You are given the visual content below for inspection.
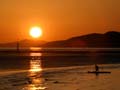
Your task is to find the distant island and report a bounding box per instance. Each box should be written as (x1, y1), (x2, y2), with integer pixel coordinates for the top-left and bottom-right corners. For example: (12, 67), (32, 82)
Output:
(0, 31), (120, 48)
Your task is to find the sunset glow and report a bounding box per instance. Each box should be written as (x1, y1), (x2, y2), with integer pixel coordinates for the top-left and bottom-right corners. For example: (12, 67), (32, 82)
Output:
(29, 27), (42, 38)
(0, 0), (120, 42)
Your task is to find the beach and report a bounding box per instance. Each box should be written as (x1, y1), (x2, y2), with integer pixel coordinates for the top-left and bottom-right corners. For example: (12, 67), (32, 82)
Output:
(0, 64), (119, 90)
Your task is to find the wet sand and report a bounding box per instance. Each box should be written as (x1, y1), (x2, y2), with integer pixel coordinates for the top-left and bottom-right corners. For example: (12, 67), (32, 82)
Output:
(0, 64), (120, 90)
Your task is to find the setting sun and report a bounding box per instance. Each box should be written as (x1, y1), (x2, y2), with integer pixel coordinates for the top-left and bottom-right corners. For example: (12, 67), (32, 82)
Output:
(29, 26), (42, 38)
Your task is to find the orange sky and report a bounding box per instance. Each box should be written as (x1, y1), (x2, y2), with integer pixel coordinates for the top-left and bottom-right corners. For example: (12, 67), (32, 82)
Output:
(0, 0), (120, 43)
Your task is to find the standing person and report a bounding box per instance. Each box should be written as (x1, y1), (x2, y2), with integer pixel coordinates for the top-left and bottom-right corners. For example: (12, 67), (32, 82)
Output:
(95, 64), (99, 72)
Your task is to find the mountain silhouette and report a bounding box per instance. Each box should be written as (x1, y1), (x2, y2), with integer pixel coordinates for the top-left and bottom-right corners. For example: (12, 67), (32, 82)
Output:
(0, 31), (120, 48)
(0, 39), (46, 47)
(42, 31), (120, 47)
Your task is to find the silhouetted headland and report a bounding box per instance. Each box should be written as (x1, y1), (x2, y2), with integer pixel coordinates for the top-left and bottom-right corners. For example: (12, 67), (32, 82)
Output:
(0, 31), (120, 48)
(42, 31), (120, 48)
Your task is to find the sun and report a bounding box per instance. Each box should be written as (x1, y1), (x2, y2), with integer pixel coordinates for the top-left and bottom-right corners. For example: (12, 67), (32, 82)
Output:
(29, 26), (42, 38)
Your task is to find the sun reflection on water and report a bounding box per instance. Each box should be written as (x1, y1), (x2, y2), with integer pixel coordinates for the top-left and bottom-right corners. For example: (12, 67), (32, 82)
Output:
(25, 52), (47, 90)
(29, 59), (42, 72)
(27, 85), (47, 90)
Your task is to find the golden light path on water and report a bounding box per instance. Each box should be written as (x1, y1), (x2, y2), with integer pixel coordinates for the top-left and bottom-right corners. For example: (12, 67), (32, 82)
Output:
(25, 48), (47, 90)
(29, 53), (42, 72)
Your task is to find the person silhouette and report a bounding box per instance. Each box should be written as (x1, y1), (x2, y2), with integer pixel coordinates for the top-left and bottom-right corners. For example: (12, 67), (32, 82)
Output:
(95, 64), (99, 72)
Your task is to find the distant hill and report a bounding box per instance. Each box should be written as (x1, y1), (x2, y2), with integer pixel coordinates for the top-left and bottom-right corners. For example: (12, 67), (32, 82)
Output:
(0, 31), (120, 48)
(0, 39), (46, 47)
(42, 31), (120, 48)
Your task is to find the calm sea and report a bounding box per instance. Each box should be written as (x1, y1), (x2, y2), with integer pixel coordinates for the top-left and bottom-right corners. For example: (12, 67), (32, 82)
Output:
(0, 47), (120, 90)
(0, 47), (120, 70)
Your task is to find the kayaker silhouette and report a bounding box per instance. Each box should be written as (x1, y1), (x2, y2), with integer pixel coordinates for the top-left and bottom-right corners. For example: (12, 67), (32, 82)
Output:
(88, 64), (111, 74)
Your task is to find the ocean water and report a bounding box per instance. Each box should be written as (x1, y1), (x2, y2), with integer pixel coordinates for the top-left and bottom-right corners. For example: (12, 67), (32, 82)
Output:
(0, 47), (120, 90)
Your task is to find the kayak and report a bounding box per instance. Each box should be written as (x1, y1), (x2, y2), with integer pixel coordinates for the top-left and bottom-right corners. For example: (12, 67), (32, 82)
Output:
(88, 71), (111, 74)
